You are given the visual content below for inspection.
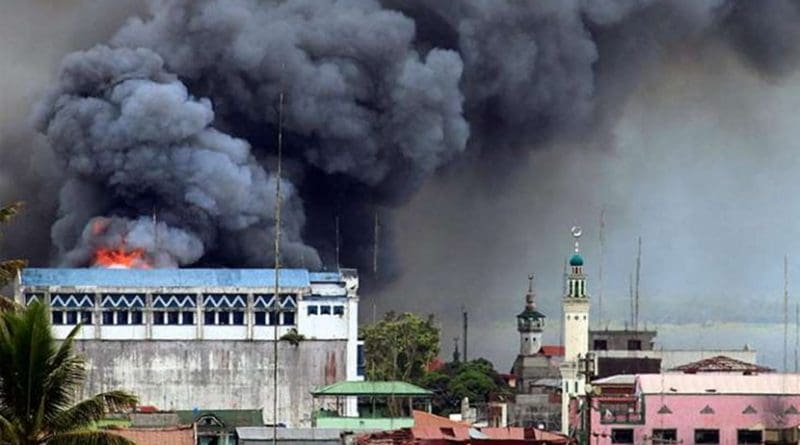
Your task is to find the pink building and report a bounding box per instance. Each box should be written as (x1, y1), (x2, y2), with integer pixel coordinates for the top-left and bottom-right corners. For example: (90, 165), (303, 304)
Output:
(589, 373), (800, 445)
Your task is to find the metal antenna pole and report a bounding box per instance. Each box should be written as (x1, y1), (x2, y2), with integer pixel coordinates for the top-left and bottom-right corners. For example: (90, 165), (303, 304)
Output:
(785, 255), (789, 373)
(335, 215), (340, 270)
(373, 212), (380, 275)
(598, 208), (605, 324)
(272, 90), (284, 445)
(795, 301), (799, 373)
(635, 237), (641, 331)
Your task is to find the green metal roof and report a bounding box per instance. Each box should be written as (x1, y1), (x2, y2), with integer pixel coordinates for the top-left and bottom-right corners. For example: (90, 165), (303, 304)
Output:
(312, 381), (432, 397)
(517, 308), (546, 320)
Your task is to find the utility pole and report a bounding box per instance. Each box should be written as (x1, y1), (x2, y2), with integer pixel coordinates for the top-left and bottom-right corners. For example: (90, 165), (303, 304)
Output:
(272, 89), (285, 445)
(635, 237), (641, 331)
(373, 212), (380, 275)
(598, 208), (605, 324)
(785, 255), (789, 373)
(578, 353), (596, 445)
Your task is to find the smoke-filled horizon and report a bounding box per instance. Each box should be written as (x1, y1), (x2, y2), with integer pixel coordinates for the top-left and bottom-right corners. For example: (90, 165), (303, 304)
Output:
(4, 0), (800, 367)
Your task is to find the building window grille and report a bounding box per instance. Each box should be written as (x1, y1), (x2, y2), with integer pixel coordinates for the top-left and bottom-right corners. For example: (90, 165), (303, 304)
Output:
(652, 429), (677, 444)
(308, 305), (318, 315)
(282, 311), (295, 325)
(255, 311), (267, 326)
(611, 429), (634, 444)
(102, 311), (114, 325)
(80, 311), (92, 325)
(737, 429), (762, 444)
(66, 311), (78, 325)
(321, 305), (331, 315)
(154, 311), (166, 325)
(333, 305), (344, 316)
(52, 311), (64, 325)
(117, 311), (129, 325)
(694, 429), (719, 444)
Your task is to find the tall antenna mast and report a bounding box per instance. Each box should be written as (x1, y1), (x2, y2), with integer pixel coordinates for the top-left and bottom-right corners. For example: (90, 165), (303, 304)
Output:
(784, 255), (789, 373)
(272, 89), (285, 445)
(635, 236), (642, 330)
(462, 306), (468, 362)
(152, 207), (158, 253)
(628, 272), (634, 329)
(373, 212), (380, 275)
(598, 208), (606, 324)
(795, 301), (799, 373)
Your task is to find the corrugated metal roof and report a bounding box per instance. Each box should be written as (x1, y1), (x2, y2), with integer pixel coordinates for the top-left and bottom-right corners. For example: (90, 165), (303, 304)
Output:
(236, 427), (345, 441)
(637, 373), (800, 395)
(21, 268), (314, 288)
(670, 355), (775, 373)
(312, 381), (432, 396)
(111, 426), (194, 445)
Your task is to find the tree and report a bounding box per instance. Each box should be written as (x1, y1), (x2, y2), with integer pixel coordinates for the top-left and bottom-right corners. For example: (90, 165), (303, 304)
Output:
(420, 359), (512, 416)
(361, 312), (440, 383)
(0, 202), (26, 311)
(0, 301), (138, 445)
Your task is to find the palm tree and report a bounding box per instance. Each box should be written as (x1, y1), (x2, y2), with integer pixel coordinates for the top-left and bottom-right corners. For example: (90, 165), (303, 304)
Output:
(0, 302), (138, 445)
(0, 202), (26, 311)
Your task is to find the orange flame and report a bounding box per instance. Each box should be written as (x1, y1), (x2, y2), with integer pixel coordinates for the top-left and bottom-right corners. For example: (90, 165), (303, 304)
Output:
(93, 246), (152, 269)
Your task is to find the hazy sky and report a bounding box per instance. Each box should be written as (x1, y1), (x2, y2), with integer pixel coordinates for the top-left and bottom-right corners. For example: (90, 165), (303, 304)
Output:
(377, 45), (800, 371)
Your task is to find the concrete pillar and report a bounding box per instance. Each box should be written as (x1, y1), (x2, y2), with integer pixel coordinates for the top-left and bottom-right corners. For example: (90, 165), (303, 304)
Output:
(196, 293), (203, 340)
(94, 292), (101, 339)
(247, 293), (254, 340)
(145, 293), (153, 340)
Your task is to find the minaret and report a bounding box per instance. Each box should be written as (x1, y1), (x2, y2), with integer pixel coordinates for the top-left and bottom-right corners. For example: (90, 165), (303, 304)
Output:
(560, 226), (590, 434)
(517, 274), (545, 356)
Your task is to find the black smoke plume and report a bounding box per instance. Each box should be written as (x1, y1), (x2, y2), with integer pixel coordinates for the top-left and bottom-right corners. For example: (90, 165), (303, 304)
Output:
(24, 0), (800, 274)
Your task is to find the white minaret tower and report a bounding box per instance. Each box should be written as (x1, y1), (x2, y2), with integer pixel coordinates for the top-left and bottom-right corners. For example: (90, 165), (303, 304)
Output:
(560, 226), (590, 434)
(517, 274), (545, 356)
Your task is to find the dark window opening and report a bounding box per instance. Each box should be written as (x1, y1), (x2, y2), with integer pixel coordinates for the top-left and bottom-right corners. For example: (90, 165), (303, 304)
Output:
(269, 312), (278, 325)
(307, 305), (318, 315)
(594, 339), (608, 350)
(357, 344), (366, 377)
(66, 311), (78, 325)
(154, 311), (166, 325)
(611, 429), (634, 444)
(282, 311), (295, 325)
(167, 312), (180, 325)
(232, 311), (244, 325)
(80, 311), (92, 324)
(117, 311), (129, 325)
(627, 339), (642, 351)
(333, 305), (345, 316)
(217, 312), (230, 325)
(182, 311), (194, 325)
(102, 311), (114, 325)
(320, 305), (331, 315)
(695, 429), (719, 444)
(737, 430), (762, 444)
(255, 312), (267, 326)
(204, 311), (215, 325)
(131, 311), (143, 325)
(652, 429), (677, 444)
(52, 311), (64, 325)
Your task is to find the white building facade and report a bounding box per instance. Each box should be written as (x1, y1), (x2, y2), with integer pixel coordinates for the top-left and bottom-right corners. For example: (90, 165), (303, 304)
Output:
(15, 267), (364, 426)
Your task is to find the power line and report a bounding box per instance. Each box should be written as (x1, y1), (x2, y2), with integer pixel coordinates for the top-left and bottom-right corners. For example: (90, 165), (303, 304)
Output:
(272, 89), (285, 445)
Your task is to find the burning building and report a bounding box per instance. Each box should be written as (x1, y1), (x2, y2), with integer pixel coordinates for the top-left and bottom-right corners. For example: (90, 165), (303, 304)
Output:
(14, 266), (363, 427)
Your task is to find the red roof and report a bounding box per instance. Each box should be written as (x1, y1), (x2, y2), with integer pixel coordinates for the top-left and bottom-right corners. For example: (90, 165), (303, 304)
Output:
(111, 426), (194, 445)
(540, 346), (564, 357)
(427, 357), (446, 372)
(413, 411), (469, 428)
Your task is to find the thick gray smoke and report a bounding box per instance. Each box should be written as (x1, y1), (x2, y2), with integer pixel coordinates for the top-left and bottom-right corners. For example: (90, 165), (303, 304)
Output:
(17, 0), (800, 275)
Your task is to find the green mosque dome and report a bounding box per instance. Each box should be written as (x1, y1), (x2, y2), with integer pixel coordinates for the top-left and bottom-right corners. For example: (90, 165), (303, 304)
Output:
(569, 254), (584, 266)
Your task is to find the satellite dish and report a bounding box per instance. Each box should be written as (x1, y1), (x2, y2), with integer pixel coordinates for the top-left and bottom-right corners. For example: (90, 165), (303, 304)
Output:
(571, 226), (582, 238)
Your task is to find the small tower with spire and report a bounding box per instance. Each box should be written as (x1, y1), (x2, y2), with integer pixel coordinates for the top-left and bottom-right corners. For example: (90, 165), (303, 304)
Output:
(518, 274), (546, 355)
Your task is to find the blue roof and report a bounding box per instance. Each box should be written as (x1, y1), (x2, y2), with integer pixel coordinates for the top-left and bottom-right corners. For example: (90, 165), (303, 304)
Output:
(21, 268), (316, 288)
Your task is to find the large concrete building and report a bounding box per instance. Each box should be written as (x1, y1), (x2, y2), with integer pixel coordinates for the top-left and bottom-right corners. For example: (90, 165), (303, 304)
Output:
(15, 267), (364, 427)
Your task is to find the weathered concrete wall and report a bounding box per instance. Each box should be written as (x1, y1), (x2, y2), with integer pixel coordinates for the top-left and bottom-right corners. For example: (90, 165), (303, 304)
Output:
(74, 340), (347, 427)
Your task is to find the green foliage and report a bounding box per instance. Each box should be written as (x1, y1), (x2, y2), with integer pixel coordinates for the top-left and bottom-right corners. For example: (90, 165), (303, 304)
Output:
(421, 359), (512, 416)
(0, 202), (26, 311)
(361, 312), (440, 383)
(0, 302), (138, 445)
(280, 328), (305, 346)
